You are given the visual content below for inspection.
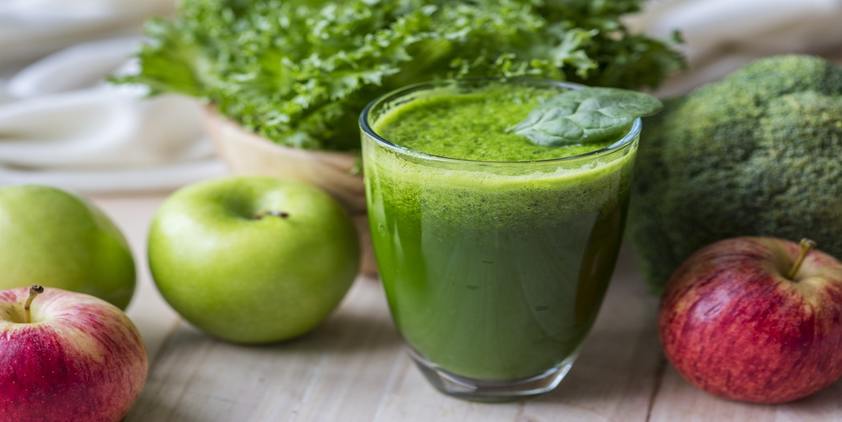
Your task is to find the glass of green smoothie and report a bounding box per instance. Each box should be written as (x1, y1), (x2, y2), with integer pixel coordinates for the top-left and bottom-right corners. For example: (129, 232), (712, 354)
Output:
(359, 79), (647, 401)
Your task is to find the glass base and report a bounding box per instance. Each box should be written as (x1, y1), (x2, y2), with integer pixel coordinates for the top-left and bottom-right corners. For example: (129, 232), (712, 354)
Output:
(409, 349), (577, 402)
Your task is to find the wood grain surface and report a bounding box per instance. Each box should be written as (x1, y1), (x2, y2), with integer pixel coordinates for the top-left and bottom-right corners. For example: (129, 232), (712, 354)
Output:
(91, 194), (842, 422)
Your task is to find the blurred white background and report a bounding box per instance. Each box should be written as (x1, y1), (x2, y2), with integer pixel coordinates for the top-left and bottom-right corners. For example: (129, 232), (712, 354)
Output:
(0, 0), (840, 193)
(0, 0), (224, 192)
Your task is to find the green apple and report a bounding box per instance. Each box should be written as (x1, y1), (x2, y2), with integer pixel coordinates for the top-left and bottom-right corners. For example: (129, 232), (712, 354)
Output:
(148, 177), (360, 343)
(0, 185), (136, 309)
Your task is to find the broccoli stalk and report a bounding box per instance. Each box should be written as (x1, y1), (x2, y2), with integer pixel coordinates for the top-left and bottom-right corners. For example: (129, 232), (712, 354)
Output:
(630, 55), (842, 291)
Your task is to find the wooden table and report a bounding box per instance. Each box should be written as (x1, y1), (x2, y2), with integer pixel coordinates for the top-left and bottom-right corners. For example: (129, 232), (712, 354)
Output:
(91, 194), (842, 422)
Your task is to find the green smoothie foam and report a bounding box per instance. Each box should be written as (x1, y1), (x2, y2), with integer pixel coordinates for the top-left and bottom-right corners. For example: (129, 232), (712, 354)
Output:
(363, 81), (637, 380)
(374, 84), (615, 161)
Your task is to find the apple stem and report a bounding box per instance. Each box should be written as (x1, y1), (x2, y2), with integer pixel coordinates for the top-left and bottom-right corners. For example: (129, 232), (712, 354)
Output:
(254, 210), (290, 220)
(787, 238), (817, 280)
(23, 284), (44, 324)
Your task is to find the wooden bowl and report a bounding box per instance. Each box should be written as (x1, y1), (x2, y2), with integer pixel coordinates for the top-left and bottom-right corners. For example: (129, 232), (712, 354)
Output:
(204, 108), (376, 276)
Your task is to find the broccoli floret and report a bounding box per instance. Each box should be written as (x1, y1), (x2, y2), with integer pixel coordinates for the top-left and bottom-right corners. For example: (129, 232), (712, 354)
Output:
(630, 55), (842, 291)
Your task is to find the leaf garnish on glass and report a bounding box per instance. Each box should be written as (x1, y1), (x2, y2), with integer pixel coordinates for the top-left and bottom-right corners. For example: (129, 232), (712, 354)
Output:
(511, 88), (662, 146)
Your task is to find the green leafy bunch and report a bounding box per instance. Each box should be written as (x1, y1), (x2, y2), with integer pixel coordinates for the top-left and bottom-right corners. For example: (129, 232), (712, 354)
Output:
(120, 0), (683, 150)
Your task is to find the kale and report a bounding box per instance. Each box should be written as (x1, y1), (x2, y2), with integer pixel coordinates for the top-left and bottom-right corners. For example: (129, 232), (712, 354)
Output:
(117, 0), (683, 150)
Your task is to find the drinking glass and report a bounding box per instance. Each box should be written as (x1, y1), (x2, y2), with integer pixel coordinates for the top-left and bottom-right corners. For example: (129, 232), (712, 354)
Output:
(359, 79), (640, 401)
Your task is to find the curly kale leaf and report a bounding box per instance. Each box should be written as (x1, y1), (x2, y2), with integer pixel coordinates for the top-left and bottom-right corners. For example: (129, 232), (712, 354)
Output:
(118, 0), (683, 150)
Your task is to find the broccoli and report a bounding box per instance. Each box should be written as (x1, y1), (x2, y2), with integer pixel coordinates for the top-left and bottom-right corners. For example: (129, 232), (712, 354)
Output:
(629, 55), (842, 291)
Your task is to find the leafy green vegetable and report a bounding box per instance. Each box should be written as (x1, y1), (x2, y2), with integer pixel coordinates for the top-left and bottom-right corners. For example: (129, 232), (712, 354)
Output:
(511, 87), (661, 146)
(118, 0), (683, 150)
(629, 55), (842, 292)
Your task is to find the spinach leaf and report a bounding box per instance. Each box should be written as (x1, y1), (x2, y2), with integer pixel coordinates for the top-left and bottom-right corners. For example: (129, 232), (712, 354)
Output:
(511, 87), (662, 146)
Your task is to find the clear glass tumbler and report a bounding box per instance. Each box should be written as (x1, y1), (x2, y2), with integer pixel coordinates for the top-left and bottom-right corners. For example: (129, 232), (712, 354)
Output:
(359, 79), (640, 401)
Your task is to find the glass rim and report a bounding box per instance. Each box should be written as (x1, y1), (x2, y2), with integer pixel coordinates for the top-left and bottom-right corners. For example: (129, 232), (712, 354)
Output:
(359, 78), (642, 165)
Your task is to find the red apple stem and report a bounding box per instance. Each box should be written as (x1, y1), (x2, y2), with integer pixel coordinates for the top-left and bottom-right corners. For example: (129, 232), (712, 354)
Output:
(254, 210), (290, 220)
(787, 238), (816, 280)
(24, 284), (44, 324)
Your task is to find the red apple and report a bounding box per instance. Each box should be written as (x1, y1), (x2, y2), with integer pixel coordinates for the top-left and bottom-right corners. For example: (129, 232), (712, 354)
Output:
(659, 237), (842, 404)
(0, 285), (148, 421)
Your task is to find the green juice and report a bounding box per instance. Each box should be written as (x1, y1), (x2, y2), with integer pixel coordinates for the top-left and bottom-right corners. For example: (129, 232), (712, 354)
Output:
(362, 81), (638, 382)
